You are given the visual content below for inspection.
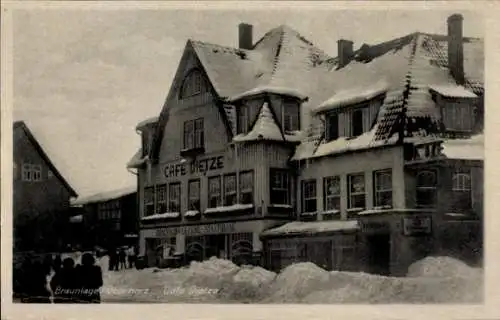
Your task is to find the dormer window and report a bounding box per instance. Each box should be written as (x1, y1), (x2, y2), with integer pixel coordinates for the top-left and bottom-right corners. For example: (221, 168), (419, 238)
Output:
(351, 109), (364, 137)
(282, 99), (300, 132)
(180, 69), (207, 99)
(429, 85), (478, 134)
(237, 104), (251, 134)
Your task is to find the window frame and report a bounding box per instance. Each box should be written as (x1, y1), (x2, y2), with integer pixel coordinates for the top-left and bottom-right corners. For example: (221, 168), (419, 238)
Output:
(301, 179), (317, 213)
(179, 69), (205, 99)
(188, 179), (201, 212)
(323, 176), (341, 211)
(239, 170), (254, 205)
(270, 169), (290, 205)
(351, 109), (364, 137)
(144, 186), (156, 216)
(208, 175), (222, 208)
(156, 184), (168, 213)
(451, 172), (472, 211)
(326, 112), (339, 142)
(22, 163), (32, 181)
(441, 101), (474, 132)
(373, 169), (393, 208)
(282, 99), (300, 132)
(347, 173), (366, 209)
(237, 104), (250, 134)
(183, 118), (204, 150)
(416, 170), (438, 208)
(223, 173), (237, 206)
(168, 182), (181, 213)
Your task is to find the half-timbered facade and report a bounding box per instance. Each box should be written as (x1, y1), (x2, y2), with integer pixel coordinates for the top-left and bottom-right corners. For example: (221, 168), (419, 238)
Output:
(129, 14), (483, 274)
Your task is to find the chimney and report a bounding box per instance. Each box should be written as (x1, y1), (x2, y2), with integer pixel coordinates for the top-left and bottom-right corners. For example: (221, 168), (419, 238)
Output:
(337, 39), (354, 68)
(239, 23), (253, 50)
(447, 14), (465, 85)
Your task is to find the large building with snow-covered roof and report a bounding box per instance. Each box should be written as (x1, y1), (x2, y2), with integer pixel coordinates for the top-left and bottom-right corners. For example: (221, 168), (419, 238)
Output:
(128, 14), (483, 275)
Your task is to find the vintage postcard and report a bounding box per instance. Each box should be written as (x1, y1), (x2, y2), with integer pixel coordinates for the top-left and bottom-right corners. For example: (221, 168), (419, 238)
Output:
(1, 1), (499, 319)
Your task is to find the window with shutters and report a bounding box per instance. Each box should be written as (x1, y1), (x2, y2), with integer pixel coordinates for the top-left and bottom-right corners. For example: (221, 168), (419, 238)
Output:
(301, 180), (317, 213)
(374, 169), (393, 208)
(239, 171), (254, 204)
(270, 169), (290, 205)
(224, 174), (237, 206)
(208, 176), (222, 208)
(348, 173), (366, 209)
(188, 180), (201, 211)
(324, 176), (341, 211)
(416, 170), (437, 208)
(168, 182), (181, 213)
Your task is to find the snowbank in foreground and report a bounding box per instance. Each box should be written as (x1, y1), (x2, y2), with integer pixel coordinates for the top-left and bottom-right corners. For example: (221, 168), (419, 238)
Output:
(102, 256), (482, 303)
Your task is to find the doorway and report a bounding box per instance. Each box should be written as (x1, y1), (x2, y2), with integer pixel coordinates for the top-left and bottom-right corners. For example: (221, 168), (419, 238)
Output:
(366, 233), (391, 275)
(204, 234), (227, 259)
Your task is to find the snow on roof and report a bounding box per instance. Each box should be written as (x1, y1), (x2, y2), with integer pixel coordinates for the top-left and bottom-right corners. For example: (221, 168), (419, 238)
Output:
(429, 84), (477, 98)
(441, 134), (484, 160)
(229, 85), (307, 102)
(72, 185), (136, 206)
(233, 102), (284, 143)
(261, 220), (360, 238)
(127, 149), (148, 168)
(136, 116), (159, 130)
(313, 81), (389, 114)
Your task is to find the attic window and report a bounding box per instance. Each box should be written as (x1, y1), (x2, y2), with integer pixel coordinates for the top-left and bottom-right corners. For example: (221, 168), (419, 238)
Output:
(441, 101), (475, 132)
(180, 69), (207, 99)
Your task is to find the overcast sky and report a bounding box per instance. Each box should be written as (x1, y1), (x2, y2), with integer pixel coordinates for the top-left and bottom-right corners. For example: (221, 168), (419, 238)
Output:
(12, 6), (483, 198)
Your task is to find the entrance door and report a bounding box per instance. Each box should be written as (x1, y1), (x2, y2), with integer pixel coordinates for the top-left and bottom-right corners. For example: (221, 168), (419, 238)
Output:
(205, 234), (226, 259)
(367, 234), (391, 275)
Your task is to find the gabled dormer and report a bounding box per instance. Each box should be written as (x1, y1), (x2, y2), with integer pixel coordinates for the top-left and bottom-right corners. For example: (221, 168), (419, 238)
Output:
(136, 117), (159, 158)
(429, 84), (480, 137)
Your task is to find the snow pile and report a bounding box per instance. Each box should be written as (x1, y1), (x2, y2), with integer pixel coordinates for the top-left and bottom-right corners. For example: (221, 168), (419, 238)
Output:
(264, 262), (332, 302)
(219, 265), (277, 302)
(406, 256), (482, 278)
(182, 257), (241, 293)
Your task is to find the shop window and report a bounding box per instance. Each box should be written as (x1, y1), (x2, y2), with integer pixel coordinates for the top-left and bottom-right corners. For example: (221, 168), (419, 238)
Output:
(442, 102), (474, 132)
(208, 176), (222, 208)
(270, 169), (290, 205)
(230, 233), (253, 264)
(282, 100), (300, 132)
(416, 170), (437, 208)
(179, 69), (206, 99)
(452, 172), (472, 211)
(237, 104), (250, 134)
(239, 171), (254, 204)
(183, 118), (204, 150)
(188, 180), (201, 211)
(168, 182), (181, 212)
(156, 184), (167, 213)
(374, 169), (393, 208)
(223, 174), (237, 206)
(144, 186), (155, 216)
(324, 176), (341, 211)
(326, 113), (339, 142)
(348, 173), (366, 209)
(351, 109), (364, 137)
(22, 163), (42, 182)
(301, 180), (317, 213)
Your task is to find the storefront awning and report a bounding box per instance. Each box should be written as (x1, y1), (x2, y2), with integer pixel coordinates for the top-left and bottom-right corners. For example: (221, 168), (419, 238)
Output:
(261, 220), (360, 238)
(69, 215), (83, 223)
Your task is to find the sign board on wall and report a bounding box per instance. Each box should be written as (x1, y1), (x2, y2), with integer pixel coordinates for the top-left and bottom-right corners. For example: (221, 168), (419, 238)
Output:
(145, 220), (262, 238)
(402, 216), (432, 236)
(360, 221), (391, 234)
(163, 156), (224, 178)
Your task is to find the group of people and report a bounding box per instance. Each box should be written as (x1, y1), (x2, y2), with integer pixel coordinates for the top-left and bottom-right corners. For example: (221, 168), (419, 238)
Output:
(15, 252), (104, 303)
(108, 246), (136, 271)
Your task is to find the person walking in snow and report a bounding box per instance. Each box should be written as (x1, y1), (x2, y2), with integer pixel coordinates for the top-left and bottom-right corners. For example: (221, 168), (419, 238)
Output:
(127, 246), (136, 269)
(118, 248), (126, 270)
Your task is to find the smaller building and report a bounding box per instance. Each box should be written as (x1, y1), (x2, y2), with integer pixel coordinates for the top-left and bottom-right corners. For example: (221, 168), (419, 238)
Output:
(13, 121), (78, 252)
(71, 186), (138, 250)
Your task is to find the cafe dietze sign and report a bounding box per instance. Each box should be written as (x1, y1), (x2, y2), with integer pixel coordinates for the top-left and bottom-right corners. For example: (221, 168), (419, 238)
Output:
(164, 155), (224, 178)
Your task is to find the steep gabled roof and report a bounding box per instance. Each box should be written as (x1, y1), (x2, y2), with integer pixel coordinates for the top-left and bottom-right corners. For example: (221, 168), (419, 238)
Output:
(72, 185), (136, 206)
(14, 121), (78, 197)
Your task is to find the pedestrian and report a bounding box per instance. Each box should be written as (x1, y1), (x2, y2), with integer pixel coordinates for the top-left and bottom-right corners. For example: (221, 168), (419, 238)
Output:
(127, 246), (136, 269)
(118, 248), (126, 270)
(50, 257), (78, 303)
(75, 253), (103, 303)
(108, 248), (117, 271)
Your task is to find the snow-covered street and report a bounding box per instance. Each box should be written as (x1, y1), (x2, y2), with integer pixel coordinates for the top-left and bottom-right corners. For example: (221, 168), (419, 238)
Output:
(97, 256), (483, 303)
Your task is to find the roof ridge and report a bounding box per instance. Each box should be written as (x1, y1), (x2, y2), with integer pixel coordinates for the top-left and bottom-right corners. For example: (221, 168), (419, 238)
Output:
(190, 39), (249, 53)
